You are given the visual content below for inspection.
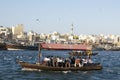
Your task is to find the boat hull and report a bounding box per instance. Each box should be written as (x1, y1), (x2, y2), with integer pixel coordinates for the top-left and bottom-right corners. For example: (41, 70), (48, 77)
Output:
(18, 61), (102, 71)
(6, 44), (38, 50)
(0, 43), (7, 50)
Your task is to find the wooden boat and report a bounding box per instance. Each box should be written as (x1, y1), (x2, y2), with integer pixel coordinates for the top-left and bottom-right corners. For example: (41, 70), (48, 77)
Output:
(18, 61), (102, 71)
(68, 51), (98, 56)
(6, 43), (38, 50)
(17, 43), (102, 71)
(0, 43), (7, 50)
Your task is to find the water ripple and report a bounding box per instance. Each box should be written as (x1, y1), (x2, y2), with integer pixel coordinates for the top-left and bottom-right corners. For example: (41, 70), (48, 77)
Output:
(0, 50), (120, 80)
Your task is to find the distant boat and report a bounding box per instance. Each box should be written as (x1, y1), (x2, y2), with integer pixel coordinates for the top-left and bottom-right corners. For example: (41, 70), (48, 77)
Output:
(0, 43), (7, 50)
(17, 43), (102, 71)
(6, 44), (38, 50)
(69, 51), (98, 56)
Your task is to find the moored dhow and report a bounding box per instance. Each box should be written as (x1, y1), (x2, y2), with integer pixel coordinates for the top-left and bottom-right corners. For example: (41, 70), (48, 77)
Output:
(0, 43), (7, 50)
(6, 43), (38, 50)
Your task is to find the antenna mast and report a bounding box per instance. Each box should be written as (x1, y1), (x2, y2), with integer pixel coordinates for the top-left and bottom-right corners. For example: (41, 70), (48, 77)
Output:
(71, 24), (74, 35)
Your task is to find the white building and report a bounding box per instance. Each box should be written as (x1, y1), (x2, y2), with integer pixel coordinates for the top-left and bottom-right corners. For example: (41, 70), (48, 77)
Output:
(28, 31), (35, 41)
(51, 35), (59, 40)
(51, 31), (60, 40)
(68, 35), (73, 40)
(40, 33), (47, 40)
(0, 26), (9, 36)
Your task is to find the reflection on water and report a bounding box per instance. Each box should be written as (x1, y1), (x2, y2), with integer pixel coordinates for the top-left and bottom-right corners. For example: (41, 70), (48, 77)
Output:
(0, 50), (120, 80)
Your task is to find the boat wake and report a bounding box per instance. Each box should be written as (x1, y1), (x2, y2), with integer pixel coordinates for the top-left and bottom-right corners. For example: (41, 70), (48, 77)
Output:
(22, 68), (71, 73)
(62, 71), (71, 74)
(22, 68), (42, 72)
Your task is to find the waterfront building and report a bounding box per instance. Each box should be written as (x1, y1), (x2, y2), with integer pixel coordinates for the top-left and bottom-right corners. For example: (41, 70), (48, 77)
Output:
(0, 26), (10, 36)
(12, 24), (24, 35)
(40, 33), (47, 41)
(28, 31), (36, 41)
(51, 34), (59, 41)
(50, 31), (60, 43)
(68, 35), (73, 40)
(0, 26), (12, 41)
(12, 24), (24, 39)
(28, 31), (40, 45)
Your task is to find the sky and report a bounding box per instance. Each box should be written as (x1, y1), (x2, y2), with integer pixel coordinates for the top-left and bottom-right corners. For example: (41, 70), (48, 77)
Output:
(0, 0), (120, 35)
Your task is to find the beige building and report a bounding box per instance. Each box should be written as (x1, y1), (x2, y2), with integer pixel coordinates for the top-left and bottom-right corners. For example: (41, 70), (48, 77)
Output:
(12, 24), (24, 39)
(12, 24), (24, 35)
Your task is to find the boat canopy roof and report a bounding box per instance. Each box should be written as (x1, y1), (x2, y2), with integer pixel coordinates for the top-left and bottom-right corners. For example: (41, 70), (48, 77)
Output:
(40, 43), (92, 50)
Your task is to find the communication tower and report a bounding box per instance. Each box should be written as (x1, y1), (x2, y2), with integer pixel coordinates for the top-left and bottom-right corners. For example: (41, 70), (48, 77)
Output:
(71, 24), (74, 35)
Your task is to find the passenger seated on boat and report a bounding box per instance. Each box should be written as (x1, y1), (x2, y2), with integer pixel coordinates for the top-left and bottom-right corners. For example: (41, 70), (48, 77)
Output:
(65, 58), (70, 68)
(74, 58), (82, 67)
(71, 56), (75, 64)
(43, 56), (50, 66)
(50, 56), (54, 66)
(56, 56), (63, 67)
(57, 57), (64, 67)
(70, 56), (75, 67)
(87, 56), (93, 63)
(82, 58), (88, 65)
(53, 57), (57, 67)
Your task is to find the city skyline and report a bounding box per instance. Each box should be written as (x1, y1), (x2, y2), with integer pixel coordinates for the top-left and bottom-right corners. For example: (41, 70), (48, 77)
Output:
(1, 0), (120, 35)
